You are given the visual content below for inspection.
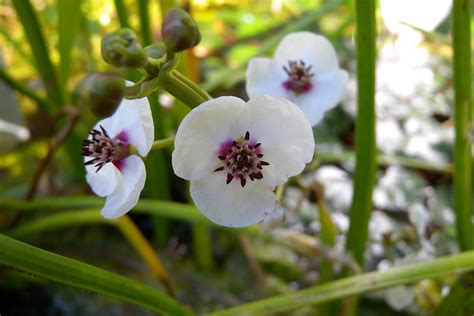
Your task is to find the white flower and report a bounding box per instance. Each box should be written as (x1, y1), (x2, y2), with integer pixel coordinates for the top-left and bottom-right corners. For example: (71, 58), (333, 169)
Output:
(82, 96), (154, 218)
(172, 95), (315, 227)
(380, 0), (452, 35)
(246, 32), (348, 126)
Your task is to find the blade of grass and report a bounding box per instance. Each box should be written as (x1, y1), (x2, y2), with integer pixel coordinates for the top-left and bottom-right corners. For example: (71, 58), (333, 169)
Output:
(451, 0), (474, 251)
(138, 0), (152, 45)
(0, 234), (194, 315)
(208, 251), (474, 316)
(11, 0), (64, 109)
(344, 0), (377, 266)
(114, 0), (130, 28)
(433, 1), (474, 314)
(58, 0), (83, 90)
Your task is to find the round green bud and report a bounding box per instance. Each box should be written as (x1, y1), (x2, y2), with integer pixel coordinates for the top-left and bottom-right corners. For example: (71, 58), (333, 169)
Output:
(101, 28), (147, 68)
(77, 72), (125, 117)
(162, 7), (201, 53)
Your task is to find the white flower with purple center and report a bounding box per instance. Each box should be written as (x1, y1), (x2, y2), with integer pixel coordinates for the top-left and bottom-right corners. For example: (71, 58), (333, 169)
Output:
(246, 32), (348, 126)
(172, 95), (315, 227)
(81, 96), (154, 218)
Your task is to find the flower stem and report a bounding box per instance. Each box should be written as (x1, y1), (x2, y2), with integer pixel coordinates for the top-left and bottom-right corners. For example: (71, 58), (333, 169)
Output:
(151, 136), (175, 151)
(345, 0), (377, 266)
(115, 215), (175, 297)
(158, 71), (208, 108)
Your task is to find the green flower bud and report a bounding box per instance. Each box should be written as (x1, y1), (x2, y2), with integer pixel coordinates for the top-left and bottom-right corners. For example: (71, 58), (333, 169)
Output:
(101, 28), (147, 68)
(162, 7), (201, 53)
(77, 72), (125, 117)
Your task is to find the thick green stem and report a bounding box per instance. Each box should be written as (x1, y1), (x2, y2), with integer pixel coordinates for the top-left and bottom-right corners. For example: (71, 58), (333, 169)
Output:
(452, 0), (474, 251)
(113, 0), (130, 28)
(209, 251), (474, 316)
(158, 70), (209, 108)
(345, 0), (377, 266)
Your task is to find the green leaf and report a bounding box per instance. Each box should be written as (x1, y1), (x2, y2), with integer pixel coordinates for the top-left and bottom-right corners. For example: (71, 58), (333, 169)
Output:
(11, 0), (63, 109)
(209, 251), (474, 316)
(0, 234), (194, 316)
(58, 0), (83, 89)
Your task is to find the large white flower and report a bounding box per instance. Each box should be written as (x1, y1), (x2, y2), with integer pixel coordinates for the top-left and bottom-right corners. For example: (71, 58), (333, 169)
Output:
(172, 95), (315, 227)
(82, 96), (154, 218)
(380, 0), (452, 35)
(246, 32), (348, 126)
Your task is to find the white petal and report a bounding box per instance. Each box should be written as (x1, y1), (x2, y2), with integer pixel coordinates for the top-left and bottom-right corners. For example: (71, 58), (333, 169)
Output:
(274, 32), (339, 74)
(239, 95), (315, 186)
(190, 172), (275, 227)
(294, 69), (348, 126)
(100, 155), (146, 218)
(113, 97), (154, 157)
(245, 57), (288, 99)
(172, 96), (245, 180)
(85, 162), (121, 197)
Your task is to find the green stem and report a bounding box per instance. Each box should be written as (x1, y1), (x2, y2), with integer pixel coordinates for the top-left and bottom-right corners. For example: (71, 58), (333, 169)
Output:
(151, 136), (175, 150)
(452, 0), (474, 251)
(209, 251), (474, 316)
(0, 234), (194, 315)
(158, 71), (209, 108)
(172, 70), (212, 101)
(0, 68), (49, 109)
(344, 0), (377, 267)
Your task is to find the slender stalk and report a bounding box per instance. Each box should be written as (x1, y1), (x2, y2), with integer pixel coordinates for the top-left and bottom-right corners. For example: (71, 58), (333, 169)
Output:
(137, 0), (152, 45)
(344, 0), (377, 266)
(192, 224), (214, 270)
(0, 234), (194, 316)
(452, 0), (474, 251)
(173, 70), (212, 101)
(209, 251), (474, 316)
(151, 136), (175, 150)
(116, 215), (175, 296)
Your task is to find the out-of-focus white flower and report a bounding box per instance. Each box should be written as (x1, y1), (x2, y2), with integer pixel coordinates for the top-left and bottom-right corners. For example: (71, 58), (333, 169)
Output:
(172, 95), (315, 227)
(246, 32), (348, 126)
(82, 96), (154, 218)
(380, 0), (452, 35)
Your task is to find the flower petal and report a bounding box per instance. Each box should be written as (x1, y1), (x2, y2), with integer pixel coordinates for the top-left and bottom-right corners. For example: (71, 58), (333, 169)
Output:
(246, 57), (288, 99)
(112, 97), (154, 157)
(190, 171), (275, 227)
(294, 69), (348, 126)
(85, 161), (121, 197)
(172, 96), (245, 180)
(100, 155), (146, 218)
(238, 95), (315, 186)
(274, 32), (339, 74)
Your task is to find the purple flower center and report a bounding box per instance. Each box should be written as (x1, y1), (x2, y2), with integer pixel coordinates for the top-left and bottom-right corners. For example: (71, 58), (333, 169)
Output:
(282, 60), (314, 94)
(214, 131), (270, 187)
(81, 125), (130, 172)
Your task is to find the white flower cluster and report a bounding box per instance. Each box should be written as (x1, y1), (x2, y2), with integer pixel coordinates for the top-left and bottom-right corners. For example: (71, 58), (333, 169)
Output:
(83, 32), (348, 227)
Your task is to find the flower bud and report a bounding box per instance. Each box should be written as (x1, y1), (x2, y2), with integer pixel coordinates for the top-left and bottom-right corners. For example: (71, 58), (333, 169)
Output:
(101, 28), (147, 68)
(162, 8), (201, 53)
(145, 43), (167, 60)
(77, 72), (125, 117)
